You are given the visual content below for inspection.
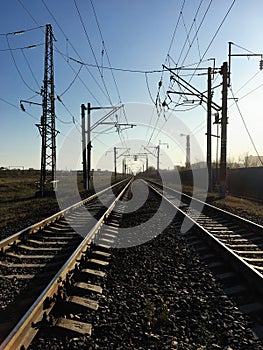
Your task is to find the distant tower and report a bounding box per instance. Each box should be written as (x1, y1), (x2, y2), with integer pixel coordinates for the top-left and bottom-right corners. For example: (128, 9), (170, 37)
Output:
(186, 134), (190, 169)
(36, 24), (57, 197)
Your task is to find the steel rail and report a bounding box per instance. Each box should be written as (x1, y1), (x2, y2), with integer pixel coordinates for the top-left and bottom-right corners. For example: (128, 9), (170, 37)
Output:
(0, 178), (132, 350)
(144, 180), (263, 297)
(146, 178), (263, 230)
(0, 178), (129, 251)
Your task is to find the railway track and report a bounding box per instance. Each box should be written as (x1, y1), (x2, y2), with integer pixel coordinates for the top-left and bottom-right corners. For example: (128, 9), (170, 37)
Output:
(0, 177), (263, 348)
(146, 178), (263, 338)
(0, 178), (131, 349)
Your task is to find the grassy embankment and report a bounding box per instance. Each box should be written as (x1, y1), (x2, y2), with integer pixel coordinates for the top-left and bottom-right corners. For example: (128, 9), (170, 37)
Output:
(0, 170), (59, 229)
(1, 171), (262, 232)
(145, 176), (263, 221)
(180, 184), (263, 219)
(0, 170), (127, 231)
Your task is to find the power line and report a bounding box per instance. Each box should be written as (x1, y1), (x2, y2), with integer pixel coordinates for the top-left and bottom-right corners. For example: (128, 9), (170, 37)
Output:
(54, 49), (101, 105)
(0, 43), (44, 51)
(179, 0), (214, 68)
(158, 0), (236, 142)
(89, 0), (122, 105)
(60, 52), (163, 74)
(230, 87), (263, 165)
(0, 24), (44, 36)
(5, 35), (40, 94)
(0, 96), (38, 121)
(231, 42), (258, 55)
(199, 0), (236, 60)
(166, 0), (186, 60)
(0, 95), (82, 145)
(153, 0), (187, 129)
(73, 0), (113, 105)
(21, 48), (41, 90)
(59, 64), (83, 97)
(41, 0), (118, 104)
(233, 70), (261, 96)
(145, 72), (156, 105)
(176, 0), (205, 66)
(238, 82), (263, 101)
(17, 0), (42, 27)
(20, 0), (109, 105)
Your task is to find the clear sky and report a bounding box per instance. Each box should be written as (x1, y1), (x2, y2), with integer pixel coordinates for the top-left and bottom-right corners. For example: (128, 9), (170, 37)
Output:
(0, 0), (263, 172)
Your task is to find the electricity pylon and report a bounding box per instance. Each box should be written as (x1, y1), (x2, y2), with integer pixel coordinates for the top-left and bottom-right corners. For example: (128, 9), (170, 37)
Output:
(36, 24), (58, 197)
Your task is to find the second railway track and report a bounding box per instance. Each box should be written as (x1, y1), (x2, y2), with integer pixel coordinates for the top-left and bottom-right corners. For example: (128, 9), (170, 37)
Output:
(147, 179), (263, 338)
(0, 177), (263, 349)
(0, 178), (131, 349)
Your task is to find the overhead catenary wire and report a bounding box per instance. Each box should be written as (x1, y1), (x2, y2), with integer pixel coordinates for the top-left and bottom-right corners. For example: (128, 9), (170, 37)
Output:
(73, 0), (113, 105)
(20, 0), (110, 106)
(176, 0), (205, 67)
(0, 24), (45, 36)
(231, 42), (258, 55)
(5, 35), (40, 95)
(59, 64), (83, 97)
(230, 87), (263, 166)
(0, 96), (38, 121)
(89, 0), (122, 105)
(152, 0), (187, 135)
(55, 49), (101, 105)
(21, 48), (41, 90)
(88, 0), (131, 130)
(147, 0), (210, 147)
(0, 43), (44, 51)
(177, 0), (214, 69)
(57, 51), (163, 74)
(199, 0), (236, 60)
(2, 5), (86, 135)
(237, 81), (263, 102)
(149, 0), (236, 147)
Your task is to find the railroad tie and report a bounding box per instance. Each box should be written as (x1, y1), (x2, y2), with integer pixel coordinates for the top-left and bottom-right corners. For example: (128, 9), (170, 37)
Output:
(55, 318), (92, 335)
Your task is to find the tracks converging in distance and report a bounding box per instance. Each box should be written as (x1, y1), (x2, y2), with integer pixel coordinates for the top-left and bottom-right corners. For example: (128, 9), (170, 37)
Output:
(0, 177), (263, 349)
(148, 179), (263, 338)
(0, 178), (131, 349)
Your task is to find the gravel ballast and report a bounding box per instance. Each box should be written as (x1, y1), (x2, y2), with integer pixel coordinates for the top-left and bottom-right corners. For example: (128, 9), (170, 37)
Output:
(28, 188), (263, 350)
(87, 230), (262, 349)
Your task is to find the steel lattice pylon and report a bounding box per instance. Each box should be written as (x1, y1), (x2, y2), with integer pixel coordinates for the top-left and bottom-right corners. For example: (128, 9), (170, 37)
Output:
(36, 24), (57, 197)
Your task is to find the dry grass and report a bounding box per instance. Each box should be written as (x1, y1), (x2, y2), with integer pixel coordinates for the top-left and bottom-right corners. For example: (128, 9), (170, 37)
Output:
(214, 195), (263, 219)
(143, 176), (262, 221)
(0, 170), (59, 229)
(0, 170), (124, 230)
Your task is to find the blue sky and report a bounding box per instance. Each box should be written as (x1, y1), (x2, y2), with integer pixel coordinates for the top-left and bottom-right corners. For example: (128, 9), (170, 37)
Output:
(0, 0), (263, 171)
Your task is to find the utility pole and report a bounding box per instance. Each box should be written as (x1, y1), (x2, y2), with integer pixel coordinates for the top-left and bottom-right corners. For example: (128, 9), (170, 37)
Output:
(114, 147), (117, 180)
(113, 147), (130, 179)
(207, 67), (212, 192)
(36, 24), (57, 197)
(156, 145), (160, 173)
(122, 157), (125, 175)
(228, 41), (263, 87)
(219, 62), (228, 198)
(80, 103), (132, 190)
(87, 103), (92, 190)
(81, 104), (87, 190)
(186, 135), (190, 169)
(180, 134), (190, 169)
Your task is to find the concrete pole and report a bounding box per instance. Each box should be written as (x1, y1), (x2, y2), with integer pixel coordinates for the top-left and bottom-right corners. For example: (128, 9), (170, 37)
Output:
(81, 104), (87, 190)
(207, 67), (212, 191)
(219, 62), (228, 198)
(87, 103), (91, 190)
(114, 147), (117, 179)
(186, 135), (190, 169)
